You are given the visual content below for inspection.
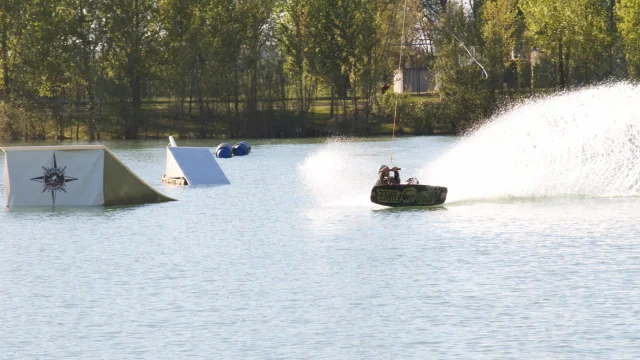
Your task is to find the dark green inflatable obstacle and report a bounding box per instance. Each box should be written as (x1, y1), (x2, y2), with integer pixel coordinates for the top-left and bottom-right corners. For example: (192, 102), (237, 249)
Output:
(370, 184), (448, 207)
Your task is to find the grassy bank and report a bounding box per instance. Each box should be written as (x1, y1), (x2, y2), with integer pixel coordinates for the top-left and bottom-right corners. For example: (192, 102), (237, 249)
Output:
(0, 92), (448, 141)
(0, 88), (553, 141)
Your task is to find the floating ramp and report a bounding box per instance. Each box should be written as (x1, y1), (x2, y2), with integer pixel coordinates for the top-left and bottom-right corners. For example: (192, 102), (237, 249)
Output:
(2, 145), (175, 207)
(162, 146), (230, 186)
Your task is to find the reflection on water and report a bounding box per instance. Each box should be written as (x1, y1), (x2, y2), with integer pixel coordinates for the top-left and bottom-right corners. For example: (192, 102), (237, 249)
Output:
(372, 205), (449, 213)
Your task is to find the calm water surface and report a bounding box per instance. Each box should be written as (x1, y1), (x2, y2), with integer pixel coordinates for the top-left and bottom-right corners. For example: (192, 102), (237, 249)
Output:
(1, 137), (640, 359)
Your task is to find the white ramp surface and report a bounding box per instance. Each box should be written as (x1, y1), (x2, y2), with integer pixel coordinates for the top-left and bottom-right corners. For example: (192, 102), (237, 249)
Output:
(1, 145), (175, 207)
(5, 148), (104, 207)
(166, 147), (230, 185)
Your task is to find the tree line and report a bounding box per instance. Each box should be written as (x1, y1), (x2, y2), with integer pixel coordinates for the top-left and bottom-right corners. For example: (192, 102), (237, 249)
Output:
(0, 0), (638, 140)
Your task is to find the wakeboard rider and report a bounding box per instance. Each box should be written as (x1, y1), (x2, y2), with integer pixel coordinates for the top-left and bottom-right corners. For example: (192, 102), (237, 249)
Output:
(375, 165), (419, 186)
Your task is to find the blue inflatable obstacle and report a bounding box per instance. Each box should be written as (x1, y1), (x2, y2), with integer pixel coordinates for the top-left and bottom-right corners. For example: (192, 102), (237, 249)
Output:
(216, 143), (233, 158)
(232, 141), (251, 156)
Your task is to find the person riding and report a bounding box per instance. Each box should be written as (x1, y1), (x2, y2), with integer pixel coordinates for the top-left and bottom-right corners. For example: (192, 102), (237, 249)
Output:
(376, 165), (401, 186)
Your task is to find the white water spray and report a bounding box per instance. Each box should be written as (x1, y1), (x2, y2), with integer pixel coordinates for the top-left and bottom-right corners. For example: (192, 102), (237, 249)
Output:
(298, 137), (385, 207)
(421, 82), (640, 203)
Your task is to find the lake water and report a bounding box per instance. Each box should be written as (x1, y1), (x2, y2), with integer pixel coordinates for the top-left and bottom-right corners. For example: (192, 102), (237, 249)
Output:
(2, 134), (640, 359)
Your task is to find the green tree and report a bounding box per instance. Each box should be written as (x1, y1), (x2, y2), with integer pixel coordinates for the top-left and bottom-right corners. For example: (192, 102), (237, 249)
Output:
(306, 0), (393, 132)
(420, 0), (448, 20)
(481, 0), (518, 95)
(306, 0), (343, 118)
(0, 0), (26, 98)
(275, 0), (311, 126)
(201, 0), (246, 136)
(520, 0), (610, 88)
(434, 2), (492, 133)
(571, 0), (611, 83)
(16, 0), (78, 139)
(102, 0), (161, 139)
(158, 0), (200, 126)
(617, 0), (640, 78)
(241, 0), (276, 124)
(66, 0), (106, 140)
(519, 0), (570, 89)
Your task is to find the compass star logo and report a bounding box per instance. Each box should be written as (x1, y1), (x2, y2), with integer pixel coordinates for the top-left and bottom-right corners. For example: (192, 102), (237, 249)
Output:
(30, 151), (78, 206)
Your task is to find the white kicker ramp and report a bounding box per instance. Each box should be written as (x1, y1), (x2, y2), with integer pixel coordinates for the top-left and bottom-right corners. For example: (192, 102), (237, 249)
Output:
(165, 147), (230, 185)
(2, 145), (175, 207)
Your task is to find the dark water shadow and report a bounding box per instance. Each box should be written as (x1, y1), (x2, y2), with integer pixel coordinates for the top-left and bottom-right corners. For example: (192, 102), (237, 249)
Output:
(160, 183), (228, 189)
(443, 194), (640, 207)
(372, 205), (448, 213)
(3, 202), (161, 217)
